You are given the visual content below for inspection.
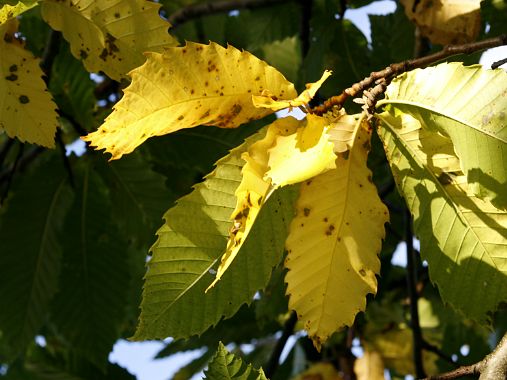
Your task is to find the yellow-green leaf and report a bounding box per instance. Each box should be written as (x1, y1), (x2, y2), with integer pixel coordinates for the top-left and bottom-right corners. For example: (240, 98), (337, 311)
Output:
(40, 0), (177, 81)
(377, 109), (507, 322)
(0, 0), (37, 23)
(208, 114), (338, 290)
(0, 19), (58, 147)
(378, 62), (507, 209)
(83, 42), (297, 160)
(285, 115), (388, 349)
(252, 70), (331, 111)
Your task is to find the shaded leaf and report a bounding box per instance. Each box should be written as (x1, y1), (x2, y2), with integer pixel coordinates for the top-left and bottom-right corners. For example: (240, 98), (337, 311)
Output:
(204, 342), (267, 380)
(96, 152), (170, 246)
(285, 114), (388, 349)
(0, 19), (58, 147)
(40, 0), (177, 81)
(133, 128), (298, 340)
(0, 156), (73, 355)
(83, 42), (297, 159)
(51, 160), (129, 368)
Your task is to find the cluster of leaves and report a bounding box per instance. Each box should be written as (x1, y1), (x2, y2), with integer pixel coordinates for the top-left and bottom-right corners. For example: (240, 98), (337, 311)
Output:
(0, 0), (506, 379)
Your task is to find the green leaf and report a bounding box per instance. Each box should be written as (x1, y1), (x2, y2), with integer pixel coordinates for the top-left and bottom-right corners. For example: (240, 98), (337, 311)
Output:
(50, 160), (129, 368)
(96, 152), (170, 246)
(378, 62), (507, 209)
(133, 128), (298, 340)
(204, 342), (267, 380)
(49, 44), (97, 132)
(377, 108), (507, 323)
(0, 155), (73, 355)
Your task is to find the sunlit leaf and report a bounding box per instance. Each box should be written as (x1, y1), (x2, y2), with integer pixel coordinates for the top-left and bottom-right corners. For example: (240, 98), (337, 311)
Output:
(285, 114), (388, 349)
(83, 42), (297, 159)
(133, 128), (297, 340)
(293, 363), (344, 380)
(252, 70), (331, 111)
(377, 108), (507, 323)
(379, 62), (507, 209)
(209, 115), (336, 290)
(0, 0), (36, 23)
(0, 19), (58, 147)
(204, 342), (267, 380)
(400, 0), (481, 44)
(40, 0), (177, 81)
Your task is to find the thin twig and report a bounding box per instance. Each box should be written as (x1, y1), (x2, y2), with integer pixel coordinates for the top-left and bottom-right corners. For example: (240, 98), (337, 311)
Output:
(424, 334), (507, 379)
(264, 311), (298, 378)
(492, 57), (507, 69)
(168, 0), (294, 27)
(311, 34), (507, 115)
(422, 339), (455, 365)
(405, 210), (426, 378)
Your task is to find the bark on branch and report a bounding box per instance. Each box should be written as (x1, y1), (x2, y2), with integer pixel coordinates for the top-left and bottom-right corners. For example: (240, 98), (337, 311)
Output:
(423, 333), (507, 380)
(168, 0), (294, 27)
(311, 34), (507, 116)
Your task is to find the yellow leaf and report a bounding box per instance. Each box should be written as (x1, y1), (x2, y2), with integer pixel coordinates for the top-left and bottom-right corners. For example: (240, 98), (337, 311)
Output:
(285, 115), (388, 350)
(400, 0), (481, 45)
(267, 114), (337, 187)
(83, 42), (297, 160)
(208, 114), (339, 290)
(354, 351), (385, 380)
(252, 70), (331, 111)
(206, 117), (300, 291)
(0, 19), (58, 147)
(40, 0), (177, 81)
(0, 1), (37, 24)
(293, 363), (344, 380)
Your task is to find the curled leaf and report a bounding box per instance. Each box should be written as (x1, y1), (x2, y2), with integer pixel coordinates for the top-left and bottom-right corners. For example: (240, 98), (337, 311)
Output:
(252, 70), (332, 111)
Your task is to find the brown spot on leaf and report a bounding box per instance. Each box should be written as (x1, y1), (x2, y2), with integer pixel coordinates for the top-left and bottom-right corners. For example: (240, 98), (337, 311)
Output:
(114, 12), (120, 18)
(200, 110), (210, 119)
(359, 269), (366, 276)
(303, 207), (310, 216)
(5, 74), (17, 81)
(230, 104), (242, 116)
(9, 64), (17, 72)
(177, 115), (184, 120)
(323, 217), (328, 222)
(18, 95), (29, 104)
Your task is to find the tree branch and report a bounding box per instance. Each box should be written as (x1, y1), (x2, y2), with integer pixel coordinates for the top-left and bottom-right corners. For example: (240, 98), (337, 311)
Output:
(311, 34), (507, 115)
(264, 311), (298, 378)
(405, 210), (426, 378)
(168, 0), (294, 27)
(423, 333), (507, 380)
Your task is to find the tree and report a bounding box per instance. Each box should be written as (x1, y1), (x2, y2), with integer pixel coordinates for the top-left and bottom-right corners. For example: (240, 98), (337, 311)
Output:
(0, 0), (506, 379)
